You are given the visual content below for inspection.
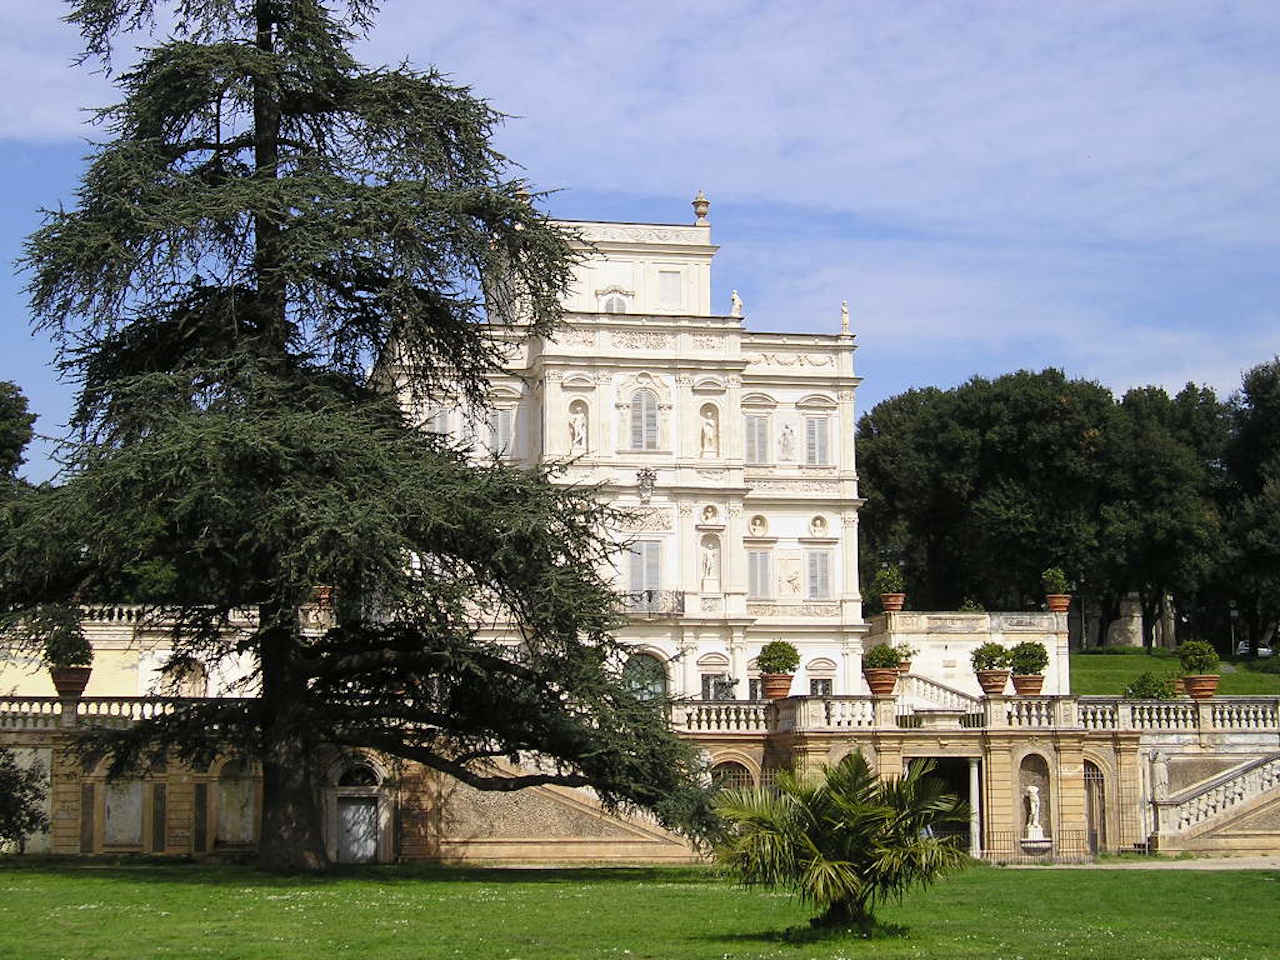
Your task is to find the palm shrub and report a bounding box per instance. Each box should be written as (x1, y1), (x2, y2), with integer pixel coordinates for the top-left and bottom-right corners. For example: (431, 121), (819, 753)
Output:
(714, 752), (969, 932)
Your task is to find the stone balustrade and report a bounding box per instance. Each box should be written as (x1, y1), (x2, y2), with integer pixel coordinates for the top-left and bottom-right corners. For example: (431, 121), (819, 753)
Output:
(1155, 755), (1280, 835)
(4, 693), (1279, 738)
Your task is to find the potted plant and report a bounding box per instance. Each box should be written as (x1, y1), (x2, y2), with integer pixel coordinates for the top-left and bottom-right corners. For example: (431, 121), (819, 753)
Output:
(1177, 640), (1221, 699)
(894, 643), (917, 676)
(971, 642), (1011, 695)
(872, 566), (906, 612)
(861, 644), (902, 696)
(756, 640), (800, 699)
(1041, 566), (1071, 613)
(38, 604), (93, 698)
(1008, 640), (1049, 696)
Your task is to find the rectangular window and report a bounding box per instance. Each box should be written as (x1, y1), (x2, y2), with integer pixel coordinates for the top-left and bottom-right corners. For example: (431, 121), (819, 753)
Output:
(628, 541), (661, 594)
(430, 408), (449, 435)
(701, 673), (735, 701)
(807, 550), (832, 600)
(744, 415), (769, 464)
(805, 417), (830, 465)
(809, 677), (833, 696)
(748, 550), (771, 599)
(658, 270), (681, 307)
(488, 407), (514, 456)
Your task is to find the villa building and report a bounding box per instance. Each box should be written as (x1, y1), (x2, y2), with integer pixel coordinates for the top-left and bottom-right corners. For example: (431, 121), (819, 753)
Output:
(2, 198), (1277, 865)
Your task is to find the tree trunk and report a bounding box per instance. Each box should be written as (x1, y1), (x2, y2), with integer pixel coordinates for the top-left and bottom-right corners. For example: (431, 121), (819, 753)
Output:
(812, 898), (873, 933)
(258, 740), (329, 872)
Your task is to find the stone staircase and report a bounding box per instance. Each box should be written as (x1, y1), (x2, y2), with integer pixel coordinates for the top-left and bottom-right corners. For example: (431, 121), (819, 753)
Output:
(1153, 752), (1280, 854)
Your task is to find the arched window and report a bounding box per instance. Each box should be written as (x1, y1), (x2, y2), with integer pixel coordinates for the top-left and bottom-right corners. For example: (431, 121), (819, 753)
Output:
(622, 653), (668, 700)
(630, 389), (659, 450)
(338, 764), (380, 788)
(711, 761), (754, 790)
(604, 295), (627, 314)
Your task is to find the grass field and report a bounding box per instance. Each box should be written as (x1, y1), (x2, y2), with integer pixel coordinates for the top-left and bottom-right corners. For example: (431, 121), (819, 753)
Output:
(2, 860), (1279, 959)
(1070, 647), (1280, 696)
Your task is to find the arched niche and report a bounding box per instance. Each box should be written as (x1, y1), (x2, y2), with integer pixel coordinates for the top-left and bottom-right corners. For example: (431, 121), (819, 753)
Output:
(700, 533), (721, 588)
(567, 398), (590, 454)
(698, 402), (720, 458)
(1018, 753), (1052, 842)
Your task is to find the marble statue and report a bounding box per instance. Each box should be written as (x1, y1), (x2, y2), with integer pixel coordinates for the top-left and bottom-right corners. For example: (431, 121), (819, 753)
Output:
(700, 410), (718, 457)
(729, 290), (743, 318)
(568, 407), (588, 453)
(779, 424), (795, 461)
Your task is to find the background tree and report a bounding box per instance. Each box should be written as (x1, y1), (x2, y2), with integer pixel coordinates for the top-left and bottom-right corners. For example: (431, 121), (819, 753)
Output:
(714, 753), (968, 933)
(0, 382), (36, 503)
(0, 747), (48, 853)
(2, 0), (714, 870)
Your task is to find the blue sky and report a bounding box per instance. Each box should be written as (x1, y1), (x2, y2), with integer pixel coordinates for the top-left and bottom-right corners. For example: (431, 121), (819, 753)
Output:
(1, 0), (1277, 480)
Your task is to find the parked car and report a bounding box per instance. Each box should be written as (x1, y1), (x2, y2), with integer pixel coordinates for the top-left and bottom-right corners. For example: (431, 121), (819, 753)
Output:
(1236, 641), (1274, 658)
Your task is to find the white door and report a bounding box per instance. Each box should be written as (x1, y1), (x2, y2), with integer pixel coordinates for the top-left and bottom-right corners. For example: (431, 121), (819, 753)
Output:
(337, 797), (378, 863)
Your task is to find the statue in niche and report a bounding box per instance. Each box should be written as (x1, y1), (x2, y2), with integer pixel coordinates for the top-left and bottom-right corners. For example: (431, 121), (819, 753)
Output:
(701, 505), (718, 524)
(1024, 785), (1046, 840)
(701, 538), (720, 579)
(700, 409), (719, 457)
(1151, 750), (1170, 800)
(730, 290), (743, 318)
(568, 405), (588, 453)
(779, 424), (796, 461)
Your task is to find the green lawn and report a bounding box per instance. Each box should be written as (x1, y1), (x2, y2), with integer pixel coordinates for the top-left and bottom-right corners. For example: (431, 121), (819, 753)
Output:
(1070, 647), (1280, 696)
(2, 860), (1279, 959)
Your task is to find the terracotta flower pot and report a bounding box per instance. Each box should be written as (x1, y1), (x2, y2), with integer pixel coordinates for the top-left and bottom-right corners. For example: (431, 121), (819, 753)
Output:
(1182, 674), (1220, 699)
(1045, 594), (1071, 613)
(863, 668), (899, 696)
(760, 673), (794, 700)
(1011, 674), (1044, 696)
(897, 661), (912, 676)
(1173, 676), (1186, 695)
(50, 666), (92, 699)
(880, 593), (905, 612)
(976, 669), (1010, 696)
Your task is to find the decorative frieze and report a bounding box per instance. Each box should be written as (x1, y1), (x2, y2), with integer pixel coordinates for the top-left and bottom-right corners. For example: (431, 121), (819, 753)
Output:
(612, 331), (673, 350)
(575, 224), (706, 245)
(747, 479), (841, 494)
(615, 506), (673, 531)
(747, 602), (840, 619)
(745, 352), (837, 368)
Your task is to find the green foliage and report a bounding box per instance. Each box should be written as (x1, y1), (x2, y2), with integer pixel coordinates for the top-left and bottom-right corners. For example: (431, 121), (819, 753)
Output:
(1124, 671), (1179, 700)
(0, 382), (36, 482)
(714, 753), (969, 931)
(958, 597), (985, 612)
(1177, 640), (1220, 675)
(1, 0), (716, 869)
(970, 642), (1010, 672)
(1040, 566), (1069, 595)
(893, 643), (918, 662)
(872, 565), (905, 595)
(0, 747), (48, 852)
(756, 640), (800, 675)
(0, 604), (92, 667)
(862, 644), (902, 670)
(1008, 641), (1049, 676)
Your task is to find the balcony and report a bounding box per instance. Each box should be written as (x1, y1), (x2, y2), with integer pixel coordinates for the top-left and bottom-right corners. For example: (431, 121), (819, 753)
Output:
(620, 590), (685, 618)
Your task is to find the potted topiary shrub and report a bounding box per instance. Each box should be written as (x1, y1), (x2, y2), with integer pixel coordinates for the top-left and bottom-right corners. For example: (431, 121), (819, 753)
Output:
(971, 642), (1011, 695)
(1008, 640), (1049, 696)
(872, 566), (906, 612)
(1177, 640), (1221, 699)
(861, 644), (902, 696)
(35, 604), (93, 698)
(1042, 567), (1071, 613)
(756, 640), (801, 700)
(894, 643), (917, 676)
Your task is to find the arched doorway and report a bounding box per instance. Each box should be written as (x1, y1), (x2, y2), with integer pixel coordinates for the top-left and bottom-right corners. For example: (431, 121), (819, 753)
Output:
(622, 652), (668, 701)
(711, 761), (754, 790)
(1084, 761), (1107, 854)
(326, 757), (391, 864)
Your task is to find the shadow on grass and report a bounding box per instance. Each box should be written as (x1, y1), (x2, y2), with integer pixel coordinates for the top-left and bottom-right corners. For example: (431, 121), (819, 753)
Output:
(0, 855), (714, 889)
(698, 920), (910, 947)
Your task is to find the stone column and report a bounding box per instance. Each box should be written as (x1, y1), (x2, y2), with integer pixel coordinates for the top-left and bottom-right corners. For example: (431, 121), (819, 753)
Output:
(729, 628), (748, 697)
(968, 757), (982, 857)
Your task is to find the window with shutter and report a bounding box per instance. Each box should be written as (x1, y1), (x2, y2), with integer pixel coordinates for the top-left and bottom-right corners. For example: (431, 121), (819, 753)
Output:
(744, 415), (769, 464)
(806, 550), (832, 599)
(489, 408), (514, 456)
(629, 541), (661, 593)
(748, 550), (771, 599)
(805, 417), (829, 465)
(630, 390), (659, 450)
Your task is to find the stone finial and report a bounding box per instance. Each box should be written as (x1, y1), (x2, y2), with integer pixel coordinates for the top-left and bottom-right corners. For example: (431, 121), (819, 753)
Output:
(841, 300), (850, 333)
(692, 189), (710, 225)
(729, 289), (743, 318)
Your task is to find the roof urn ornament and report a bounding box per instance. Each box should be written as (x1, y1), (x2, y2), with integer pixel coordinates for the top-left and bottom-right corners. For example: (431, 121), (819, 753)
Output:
(692, 189), (710, 225)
